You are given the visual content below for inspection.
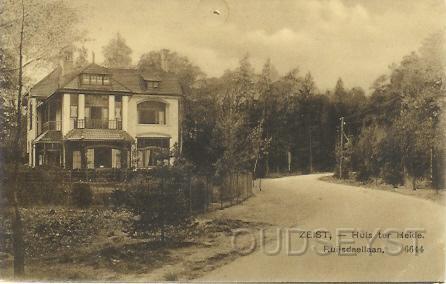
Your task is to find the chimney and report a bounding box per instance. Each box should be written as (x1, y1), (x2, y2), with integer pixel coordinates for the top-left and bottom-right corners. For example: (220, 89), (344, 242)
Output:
(60, 47), (74, 76)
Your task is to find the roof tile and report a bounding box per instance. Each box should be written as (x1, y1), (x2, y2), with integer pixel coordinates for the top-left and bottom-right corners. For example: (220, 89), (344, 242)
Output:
(30, 63), (182, 98)
(64, 129), (134, 142)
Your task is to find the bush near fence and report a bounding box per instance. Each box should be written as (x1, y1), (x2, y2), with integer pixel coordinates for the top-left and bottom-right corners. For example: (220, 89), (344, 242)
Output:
(0, 165), (70, 206)
(0, 164), (254, 210)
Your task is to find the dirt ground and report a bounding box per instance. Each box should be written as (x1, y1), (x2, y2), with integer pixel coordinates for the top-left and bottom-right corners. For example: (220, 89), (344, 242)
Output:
(0, 187), (270, 282)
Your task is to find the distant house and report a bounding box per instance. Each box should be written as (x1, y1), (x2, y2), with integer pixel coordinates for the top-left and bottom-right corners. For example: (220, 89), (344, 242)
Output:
(26, 50), (182, 169)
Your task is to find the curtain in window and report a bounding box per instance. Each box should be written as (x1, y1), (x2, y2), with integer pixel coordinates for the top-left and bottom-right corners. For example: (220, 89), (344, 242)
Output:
(137, 150), (144, 168)
(112, 149), (121, 168)
(70, 106), (78, 118)
(87, 148), (94, 169)
(144, 149), (151, 167)
(72, 151), (81, 169)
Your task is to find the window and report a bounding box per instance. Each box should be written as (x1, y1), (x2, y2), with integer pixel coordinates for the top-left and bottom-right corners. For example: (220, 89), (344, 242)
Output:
(115, 97), (122, 119)
(80, 74), (111, 85)
(87, 148), (94, 169)
(72, 151), (81, 169)
(137, 101), (166, 124)
(81, 74), (90, 84)
(70, 106), (78, 118)
(112, 149), (121, 168)
(137, 137), (170, 168)
(144, 80), (160, 89)
(94, 147), (112, 168)
(70, 94), (78, 118)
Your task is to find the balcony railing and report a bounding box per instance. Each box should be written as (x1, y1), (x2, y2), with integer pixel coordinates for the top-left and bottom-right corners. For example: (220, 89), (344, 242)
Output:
(72, 118), (122, 130)
(37, 120), (61, 136)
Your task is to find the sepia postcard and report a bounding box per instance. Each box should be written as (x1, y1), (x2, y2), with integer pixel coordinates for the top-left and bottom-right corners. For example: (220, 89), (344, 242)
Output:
(0, 0), (445, 282)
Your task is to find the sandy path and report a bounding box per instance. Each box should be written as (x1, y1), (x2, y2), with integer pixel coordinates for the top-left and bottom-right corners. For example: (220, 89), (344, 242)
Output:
(199, 173), (446, 282)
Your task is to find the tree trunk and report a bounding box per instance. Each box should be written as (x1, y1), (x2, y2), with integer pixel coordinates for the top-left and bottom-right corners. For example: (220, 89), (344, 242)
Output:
(265, 154), (270, 176)
(412, 176), (417, 191)
(12, 0), (26, 277)
(309, 127), (313, 173)
(12, 202), (25, 277)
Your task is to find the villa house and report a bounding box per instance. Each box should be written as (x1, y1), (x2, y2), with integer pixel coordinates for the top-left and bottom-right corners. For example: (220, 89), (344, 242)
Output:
(26, 51), (182, 170)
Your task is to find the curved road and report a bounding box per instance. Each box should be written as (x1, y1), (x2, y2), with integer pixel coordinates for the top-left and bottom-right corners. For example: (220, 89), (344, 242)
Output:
(200, 174), (445, 282)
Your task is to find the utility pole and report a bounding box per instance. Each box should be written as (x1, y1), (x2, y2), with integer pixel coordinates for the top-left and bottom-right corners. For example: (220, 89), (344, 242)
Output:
(339, 116), (344, 179)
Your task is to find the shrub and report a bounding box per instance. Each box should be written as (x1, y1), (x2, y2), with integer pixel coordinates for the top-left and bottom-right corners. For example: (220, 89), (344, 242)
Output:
(382, 162), (402, 187)
(190, 178), (207, 213)
(128, 166), (192, 241)
(0, 165), (69, 206)
(71, 182), (93, 208)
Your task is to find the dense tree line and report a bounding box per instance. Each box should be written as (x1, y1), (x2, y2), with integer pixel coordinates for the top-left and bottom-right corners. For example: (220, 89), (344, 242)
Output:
(182, 32), (444, 191)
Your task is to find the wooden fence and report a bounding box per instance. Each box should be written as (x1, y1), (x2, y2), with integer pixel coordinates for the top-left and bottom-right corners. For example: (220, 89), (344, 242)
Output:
(1, 167), (254, 210)
(213, 172), (254, 209)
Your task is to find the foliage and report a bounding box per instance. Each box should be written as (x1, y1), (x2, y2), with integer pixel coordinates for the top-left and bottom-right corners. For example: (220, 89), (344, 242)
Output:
(126, 166), (192, 241)
(0, 165), (69, 206)
(71, 182), (93, 208)
(74, 46), (89, 68)
(354, 124), (384, 181)
(137, 49), (204, 94)
(102, 33), (132, 68)
(1, 0), (85, 69)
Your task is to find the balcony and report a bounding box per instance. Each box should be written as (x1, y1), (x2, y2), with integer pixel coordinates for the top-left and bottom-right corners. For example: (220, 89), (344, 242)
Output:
(37, 121), (61, 136)
(72, 118), (122, 130)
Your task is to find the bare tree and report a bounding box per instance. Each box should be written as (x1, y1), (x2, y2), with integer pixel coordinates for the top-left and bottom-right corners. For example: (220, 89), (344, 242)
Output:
(1, 0), (84, 276)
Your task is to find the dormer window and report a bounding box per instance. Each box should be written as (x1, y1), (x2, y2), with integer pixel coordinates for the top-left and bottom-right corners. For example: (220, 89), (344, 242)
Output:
(81, 74), (111, 86)
(144, 80), (160, 89)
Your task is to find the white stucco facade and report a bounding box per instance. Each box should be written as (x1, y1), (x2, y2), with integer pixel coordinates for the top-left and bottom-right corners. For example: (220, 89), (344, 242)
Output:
(26, 61), (183, 169)
(127, 95), (180, 149)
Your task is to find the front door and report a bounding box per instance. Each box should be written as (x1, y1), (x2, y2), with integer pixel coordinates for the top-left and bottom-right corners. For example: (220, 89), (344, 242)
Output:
(94, 147), (112, 168)
(46, 150), (60, 167)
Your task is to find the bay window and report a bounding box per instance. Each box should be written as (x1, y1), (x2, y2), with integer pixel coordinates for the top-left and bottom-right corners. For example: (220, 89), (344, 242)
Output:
(137, 137), (170, 167)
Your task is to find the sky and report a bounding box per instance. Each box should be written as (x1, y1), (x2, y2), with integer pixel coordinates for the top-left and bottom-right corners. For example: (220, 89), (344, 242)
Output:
(74, 0), (446, 91)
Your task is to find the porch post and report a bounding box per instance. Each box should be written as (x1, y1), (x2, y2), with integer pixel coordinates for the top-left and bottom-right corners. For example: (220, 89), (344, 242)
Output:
(62, 93), (71, 135)
(80, 143), (87, 169)
(108, 95), (115, 128)
(122, 95), (128, 131)
(31, 97), (37, 136)
(62, 143), (66, 168)
(32, 143), (36, 167)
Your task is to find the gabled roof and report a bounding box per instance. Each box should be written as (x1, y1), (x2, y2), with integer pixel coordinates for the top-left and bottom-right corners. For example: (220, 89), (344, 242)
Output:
(30, 63), (182, 98)
(65, 129), (134, 142)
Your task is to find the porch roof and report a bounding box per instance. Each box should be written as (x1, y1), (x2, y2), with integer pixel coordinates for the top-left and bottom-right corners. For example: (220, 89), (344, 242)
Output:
(34, 130), (63, 144)
(64, 129), (134, 142)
